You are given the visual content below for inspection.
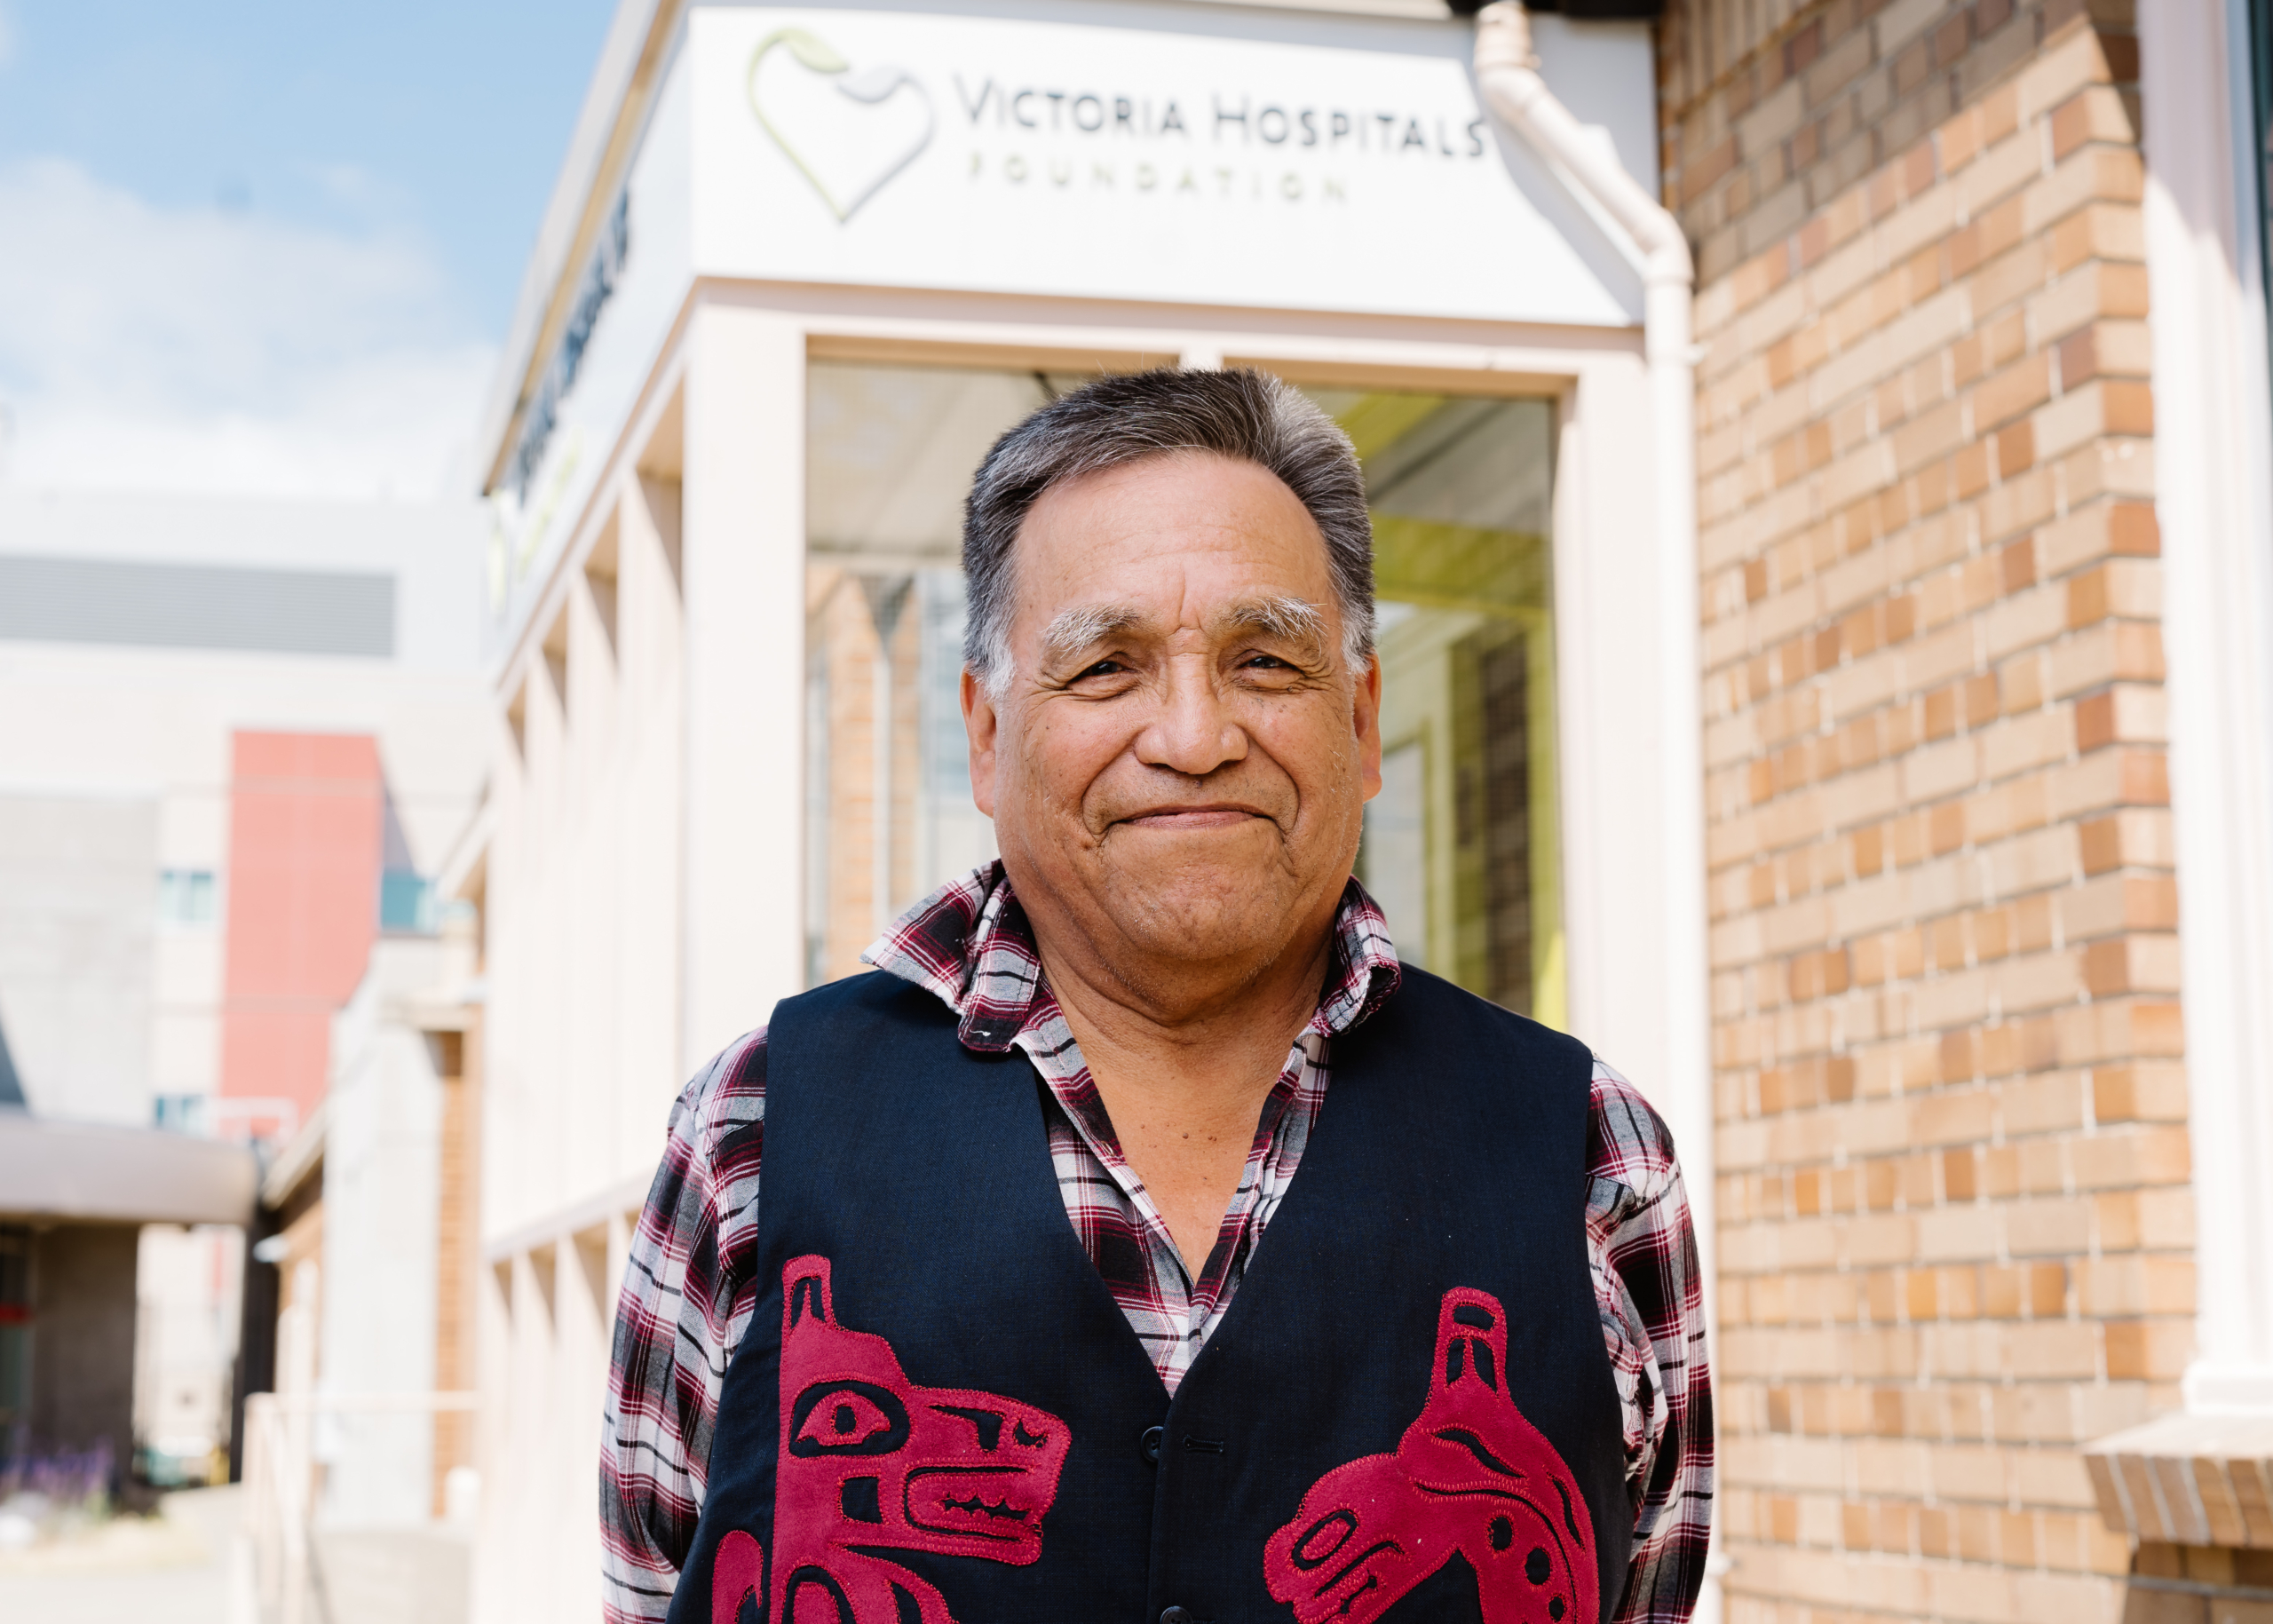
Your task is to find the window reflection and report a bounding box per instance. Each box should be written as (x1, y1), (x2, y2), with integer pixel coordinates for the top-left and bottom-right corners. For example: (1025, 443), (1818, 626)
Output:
(1310, 391), (1563, 1026)
(804, 364), (1060, 985)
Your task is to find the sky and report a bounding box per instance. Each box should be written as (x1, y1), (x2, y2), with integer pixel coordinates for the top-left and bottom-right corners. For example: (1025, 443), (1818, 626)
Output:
(0, 0), (620, 501)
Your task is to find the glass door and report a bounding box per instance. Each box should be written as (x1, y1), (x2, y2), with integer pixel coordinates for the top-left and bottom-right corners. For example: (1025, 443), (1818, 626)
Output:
(1303, 389), (1564, 1027)
(803, 362), (1070, 985)
(804, 362), (1564, 1026)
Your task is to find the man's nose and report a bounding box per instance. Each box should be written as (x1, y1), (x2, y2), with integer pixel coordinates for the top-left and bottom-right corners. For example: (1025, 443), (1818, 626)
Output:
(1134, 653), (1248, 779)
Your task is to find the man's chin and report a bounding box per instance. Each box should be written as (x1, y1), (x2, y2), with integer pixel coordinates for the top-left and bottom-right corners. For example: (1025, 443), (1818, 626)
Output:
(1095, 862), (1307, 963)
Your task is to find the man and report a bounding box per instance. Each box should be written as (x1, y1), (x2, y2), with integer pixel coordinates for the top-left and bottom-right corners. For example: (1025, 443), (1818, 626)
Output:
(603, 369), (1712, 1624)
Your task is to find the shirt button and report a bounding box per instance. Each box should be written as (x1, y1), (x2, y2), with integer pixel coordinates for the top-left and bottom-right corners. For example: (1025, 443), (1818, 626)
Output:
(1140, 1425), (1164, 1465)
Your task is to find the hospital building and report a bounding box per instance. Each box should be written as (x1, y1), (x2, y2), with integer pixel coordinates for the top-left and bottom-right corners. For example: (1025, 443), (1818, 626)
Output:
(452, 0), (2273, 1618)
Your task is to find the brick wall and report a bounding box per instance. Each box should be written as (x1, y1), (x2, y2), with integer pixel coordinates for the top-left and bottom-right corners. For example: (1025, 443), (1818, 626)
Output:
(433, 1026), (476, 1516)
(1656, 0), (2198, 1614)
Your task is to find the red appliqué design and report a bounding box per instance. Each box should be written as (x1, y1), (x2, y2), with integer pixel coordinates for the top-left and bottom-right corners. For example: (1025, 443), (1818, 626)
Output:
(710, 1256), (1071, 1624)
(1264, 1287), (1599, 1624)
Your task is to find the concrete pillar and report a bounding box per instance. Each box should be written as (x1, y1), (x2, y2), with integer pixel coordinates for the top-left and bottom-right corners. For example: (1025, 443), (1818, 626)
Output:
(1554, 356), (1678, 1098)
(679, 300), (808, 1068)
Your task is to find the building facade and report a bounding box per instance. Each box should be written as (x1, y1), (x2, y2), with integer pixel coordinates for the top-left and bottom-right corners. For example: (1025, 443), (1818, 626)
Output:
(463, 2), (1712, 1618)
(0, 488), (492, 1137)
(0, 489), (491, 1488)
(464, 0), (2273, 1619)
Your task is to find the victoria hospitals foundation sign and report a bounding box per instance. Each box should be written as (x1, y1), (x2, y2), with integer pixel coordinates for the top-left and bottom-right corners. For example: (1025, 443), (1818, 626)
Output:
(689, 3), (1655, 327)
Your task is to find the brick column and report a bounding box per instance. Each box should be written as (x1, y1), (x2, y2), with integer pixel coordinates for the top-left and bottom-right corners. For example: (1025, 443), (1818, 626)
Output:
(1659, 0), (2189, 1612)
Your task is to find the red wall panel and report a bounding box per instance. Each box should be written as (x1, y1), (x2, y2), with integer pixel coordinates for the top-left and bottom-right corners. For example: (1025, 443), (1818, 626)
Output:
(218, 732), (384, 1129)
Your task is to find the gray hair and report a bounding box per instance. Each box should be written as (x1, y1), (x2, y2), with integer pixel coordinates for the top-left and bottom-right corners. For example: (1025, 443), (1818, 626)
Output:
(962, 368), (1375, 695)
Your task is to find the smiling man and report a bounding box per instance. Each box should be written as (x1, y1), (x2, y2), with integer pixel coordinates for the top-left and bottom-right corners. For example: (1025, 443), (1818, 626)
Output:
(602, 369), (1712, 1624)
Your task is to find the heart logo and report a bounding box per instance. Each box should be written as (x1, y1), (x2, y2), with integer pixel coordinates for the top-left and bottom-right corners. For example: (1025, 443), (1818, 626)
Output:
(748, 29), (934, 223)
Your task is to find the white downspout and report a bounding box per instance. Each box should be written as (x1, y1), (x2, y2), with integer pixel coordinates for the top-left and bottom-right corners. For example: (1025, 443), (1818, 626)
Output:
(1473, 7), (1723, 1618)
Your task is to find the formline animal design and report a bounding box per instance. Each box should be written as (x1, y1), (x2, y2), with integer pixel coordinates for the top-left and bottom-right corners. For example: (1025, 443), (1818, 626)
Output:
(710, 1256), (1071, 1624)
(1263, 1287), (1599, 1624)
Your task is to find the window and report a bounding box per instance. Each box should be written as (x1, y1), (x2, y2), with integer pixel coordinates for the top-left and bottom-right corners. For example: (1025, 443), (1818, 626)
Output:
(152, 1094), (210, 1135)
(1309, 391), (1564, 1026)
(156, 868), (218, 927)
(380, 871), (438, 934)
(803, 362), (1069, 984)
(798, 365), (1564, 1027)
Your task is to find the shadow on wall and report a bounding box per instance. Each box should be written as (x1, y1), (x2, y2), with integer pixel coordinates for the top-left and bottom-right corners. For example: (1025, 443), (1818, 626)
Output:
(2119, 1543), (2273, 1620)
(0, 1224), (142, 1514)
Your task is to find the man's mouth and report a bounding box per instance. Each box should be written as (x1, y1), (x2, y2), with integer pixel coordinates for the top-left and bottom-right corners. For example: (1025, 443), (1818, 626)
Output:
(1117, 804), (1270, 830)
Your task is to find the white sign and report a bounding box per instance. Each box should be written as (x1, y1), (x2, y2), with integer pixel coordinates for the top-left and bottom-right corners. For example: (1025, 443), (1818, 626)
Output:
(689, 4), (1652, 327)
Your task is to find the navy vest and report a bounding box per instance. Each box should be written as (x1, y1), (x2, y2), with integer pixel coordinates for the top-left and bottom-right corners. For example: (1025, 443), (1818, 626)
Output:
(668, 965), (1630, 1624)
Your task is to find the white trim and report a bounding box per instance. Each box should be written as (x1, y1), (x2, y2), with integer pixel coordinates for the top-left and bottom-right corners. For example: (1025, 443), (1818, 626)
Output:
(1476, 8), (1719, 1608)
(2142, 0), (2273, 1416)
(482, 1174), (651, 1265)
(679, 302), (811, 1067)
(259, 1096), (329, 1208)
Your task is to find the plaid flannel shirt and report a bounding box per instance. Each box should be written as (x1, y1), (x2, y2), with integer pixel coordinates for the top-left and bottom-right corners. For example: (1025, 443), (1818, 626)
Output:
(601, 863), (1714, 1621)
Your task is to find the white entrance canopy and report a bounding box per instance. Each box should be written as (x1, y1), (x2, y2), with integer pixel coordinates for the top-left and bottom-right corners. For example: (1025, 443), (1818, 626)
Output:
(479, 0), (1659, 647)
(0, 1111), (257, 1226)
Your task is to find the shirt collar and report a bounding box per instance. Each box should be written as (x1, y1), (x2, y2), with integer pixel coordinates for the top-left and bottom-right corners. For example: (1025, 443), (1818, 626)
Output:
(863, 860), (1404, 1052)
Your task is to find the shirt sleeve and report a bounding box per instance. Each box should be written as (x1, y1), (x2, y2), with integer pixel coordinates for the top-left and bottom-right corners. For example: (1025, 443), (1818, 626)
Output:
(600, 1028), (771, 1624)
(1586, 1058), (1715, 1624)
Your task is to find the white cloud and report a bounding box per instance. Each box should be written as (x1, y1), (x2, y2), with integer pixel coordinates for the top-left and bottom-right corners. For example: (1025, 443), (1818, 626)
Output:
(0, 158), (497, 500)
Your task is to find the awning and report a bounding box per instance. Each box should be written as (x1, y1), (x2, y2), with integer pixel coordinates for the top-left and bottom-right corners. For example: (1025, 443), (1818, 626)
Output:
(0, 1109), (257, 1226)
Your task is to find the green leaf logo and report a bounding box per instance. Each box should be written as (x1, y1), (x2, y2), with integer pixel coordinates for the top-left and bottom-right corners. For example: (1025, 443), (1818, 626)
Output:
(773, 29), (847, 75)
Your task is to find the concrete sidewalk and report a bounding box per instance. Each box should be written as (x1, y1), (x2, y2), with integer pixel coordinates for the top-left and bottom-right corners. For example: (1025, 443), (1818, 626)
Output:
(307, 1525), (471, 1624)
(0, 1485), (471, 1624)
(0, 1485), (238, 1624)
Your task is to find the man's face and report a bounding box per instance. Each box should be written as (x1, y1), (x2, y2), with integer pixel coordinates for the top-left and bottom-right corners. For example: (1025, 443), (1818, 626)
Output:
(963, 449), (1382, 992)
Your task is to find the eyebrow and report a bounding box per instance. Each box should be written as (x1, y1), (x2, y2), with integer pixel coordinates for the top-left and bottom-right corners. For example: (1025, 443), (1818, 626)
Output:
(1036, 593), (1330, 668)
(1216, 594), (1328, 654)
(1039, 603), (1149, 666)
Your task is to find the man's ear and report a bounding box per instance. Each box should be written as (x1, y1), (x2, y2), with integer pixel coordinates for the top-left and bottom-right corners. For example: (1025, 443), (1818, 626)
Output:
(1353, 651), (1384, 803)
(962, 668), (999, 819)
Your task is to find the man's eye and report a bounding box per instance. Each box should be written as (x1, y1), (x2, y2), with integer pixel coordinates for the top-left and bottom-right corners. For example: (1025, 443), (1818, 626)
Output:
(1075, 660), (1126, 679)
(1243, 654), (1293, 670)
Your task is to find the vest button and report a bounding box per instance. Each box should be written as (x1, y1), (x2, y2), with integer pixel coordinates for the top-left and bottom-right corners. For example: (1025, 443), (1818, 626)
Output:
(1140, 1425), (1165, 1465)
(1160, 1610), (1195, 1624)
